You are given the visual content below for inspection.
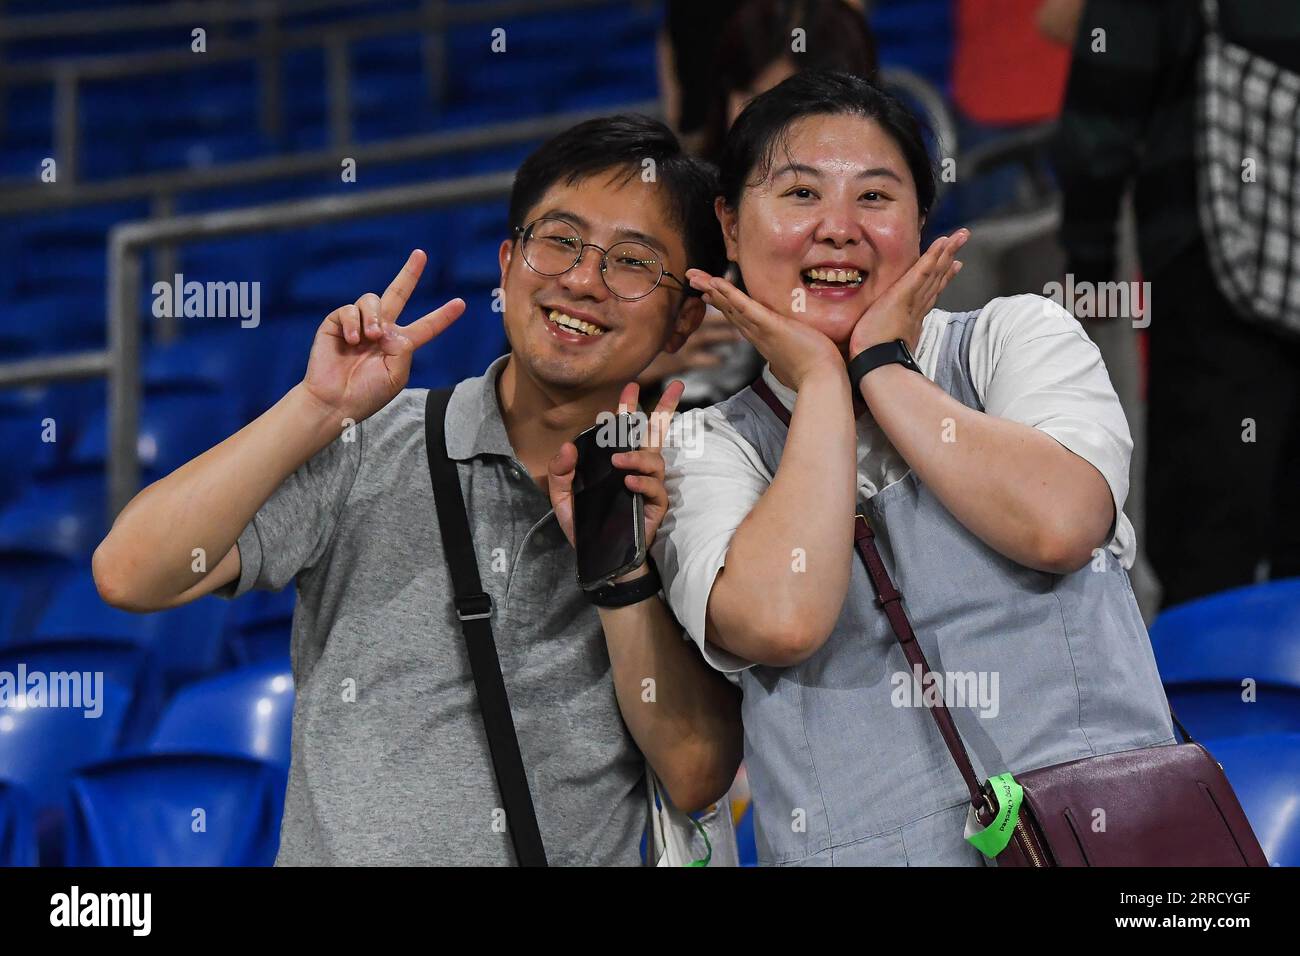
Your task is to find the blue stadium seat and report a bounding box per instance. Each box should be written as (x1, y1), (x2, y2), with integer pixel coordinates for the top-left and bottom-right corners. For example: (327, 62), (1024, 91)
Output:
(285, 251), (394, 306)
(69, 393), (240, 481)
(24, 574), (151, 645)
(143, 329), (247, 393)
(552, 79), (653, 115)
(1, 82), (53, 140)
(0, 389), (63, 499)
(446, 239), (504, 288)
(147, 658), (294, 769)
(0, 781), (38, 866)
(0, 557), (76, 649)
(449, 203), (508, 242)
(292, 216), (435, 273)
(0, 641), (161, 748)
(15, 245), (104, 291)
(441, 141), (540, 179)
(0, 672), (133, 861)
(31, 574), (232, 688)
(10, 201), (145, 250)
(143, 327), (280, 420)
(0, 140), (58, 179)
(2, 289), (108, 353)
(405, 286), (508, 389)
(139, 128), (272, 174)
(1151, 578), (1300, 738)
(226, 588), (295, 666)
(1203, 734), (1300, 866)
(0, 469), (106, 561)
(64, 754), (284, 866)
(870, 0), (955, 93)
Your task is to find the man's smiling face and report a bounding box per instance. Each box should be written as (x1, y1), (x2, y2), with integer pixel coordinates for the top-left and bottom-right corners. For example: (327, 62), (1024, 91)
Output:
(498, 168), (702, 394)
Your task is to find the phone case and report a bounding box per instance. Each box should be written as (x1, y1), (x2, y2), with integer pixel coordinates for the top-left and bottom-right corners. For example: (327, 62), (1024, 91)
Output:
(578, 493), (645, 591)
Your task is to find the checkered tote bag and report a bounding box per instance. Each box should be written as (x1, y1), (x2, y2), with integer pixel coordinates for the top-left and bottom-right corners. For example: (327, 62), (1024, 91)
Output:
(1197, 0), (1300, 336)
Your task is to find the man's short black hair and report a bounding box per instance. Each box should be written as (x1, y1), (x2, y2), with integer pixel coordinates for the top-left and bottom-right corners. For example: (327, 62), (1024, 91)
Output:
(508, 114), (727, 279)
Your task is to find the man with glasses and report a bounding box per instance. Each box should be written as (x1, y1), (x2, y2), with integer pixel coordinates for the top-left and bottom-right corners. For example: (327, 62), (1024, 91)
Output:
(91, 115), (742, 865)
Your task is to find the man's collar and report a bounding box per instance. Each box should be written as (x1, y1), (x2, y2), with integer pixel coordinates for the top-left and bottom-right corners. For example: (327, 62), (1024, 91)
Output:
(444, 353), (516, 461)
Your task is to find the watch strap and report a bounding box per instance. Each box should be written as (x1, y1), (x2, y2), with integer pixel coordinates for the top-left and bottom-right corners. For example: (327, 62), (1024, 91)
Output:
(848, 339), (920, 388)
(587, 558), (662, 608)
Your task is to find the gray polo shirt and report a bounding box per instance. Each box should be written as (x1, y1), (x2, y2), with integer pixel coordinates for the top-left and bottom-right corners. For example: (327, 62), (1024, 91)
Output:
(219, 354), (646, 865)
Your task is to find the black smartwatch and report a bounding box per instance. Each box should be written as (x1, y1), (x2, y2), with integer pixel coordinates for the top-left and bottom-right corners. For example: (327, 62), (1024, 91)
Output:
(847, 338), (921, 389)
(587, 557), (663, 609)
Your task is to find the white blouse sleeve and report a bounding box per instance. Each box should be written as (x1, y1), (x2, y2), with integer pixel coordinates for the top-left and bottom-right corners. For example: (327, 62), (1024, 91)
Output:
(651, 408), (773, 674)
(966, 294), (1135, 554)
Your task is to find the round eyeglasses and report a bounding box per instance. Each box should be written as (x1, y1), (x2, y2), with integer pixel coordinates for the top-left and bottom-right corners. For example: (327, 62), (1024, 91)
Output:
(514, 217), (696, 301)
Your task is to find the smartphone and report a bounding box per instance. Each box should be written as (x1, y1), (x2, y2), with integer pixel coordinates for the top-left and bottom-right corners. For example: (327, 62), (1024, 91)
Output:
(572, 413), (645, 590)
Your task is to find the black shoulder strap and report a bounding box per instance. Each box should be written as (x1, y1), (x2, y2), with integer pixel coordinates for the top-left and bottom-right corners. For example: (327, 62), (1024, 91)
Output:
(424, 387), (548, 867)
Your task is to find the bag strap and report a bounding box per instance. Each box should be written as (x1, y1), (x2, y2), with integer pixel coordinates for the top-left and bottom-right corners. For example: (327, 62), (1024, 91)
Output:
(424, 387), (548, 867)
(848, 514), (989, 809)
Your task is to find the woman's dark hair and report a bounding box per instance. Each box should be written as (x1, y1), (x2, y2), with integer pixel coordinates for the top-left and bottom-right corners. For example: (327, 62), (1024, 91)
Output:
(508, 114), (727, 278)
(700, 0), (878, 163)
(717, 70), (937, 222)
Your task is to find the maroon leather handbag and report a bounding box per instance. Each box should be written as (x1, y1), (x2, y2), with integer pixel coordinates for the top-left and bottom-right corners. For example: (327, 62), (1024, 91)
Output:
(751, 377), (1269, 867)
(852, 514), (1268, 867)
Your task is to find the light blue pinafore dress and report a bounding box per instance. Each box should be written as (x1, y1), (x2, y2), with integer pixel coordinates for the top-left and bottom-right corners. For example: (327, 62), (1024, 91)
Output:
(717, 310), (1176, 866)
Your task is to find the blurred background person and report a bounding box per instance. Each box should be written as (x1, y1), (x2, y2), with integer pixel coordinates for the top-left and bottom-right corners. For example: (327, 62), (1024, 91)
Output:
(949, 0), (1071, 223)
(1054, 0), (1300, 610)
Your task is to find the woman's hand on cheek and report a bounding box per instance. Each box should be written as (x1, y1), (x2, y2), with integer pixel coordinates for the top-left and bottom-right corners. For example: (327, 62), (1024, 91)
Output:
(848, 229), (968, 357)
(686, 269), (843, 389)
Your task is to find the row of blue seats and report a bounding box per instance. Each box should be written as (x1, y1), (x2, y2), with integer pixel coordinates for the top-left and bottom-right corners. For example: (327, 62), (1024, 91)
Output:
(5, 54), (655, 139)
(1, 565), (292, 653)
(0, 656), (294, 865)
(0, 583), (292, 731)
(0, 271), (508, 363)
(3, 187), (518, 297)
(3, 2), (658, 68)
(1, 159), (528, 333)
(1, 70), (656, 181)
(1, 13), (659, 178)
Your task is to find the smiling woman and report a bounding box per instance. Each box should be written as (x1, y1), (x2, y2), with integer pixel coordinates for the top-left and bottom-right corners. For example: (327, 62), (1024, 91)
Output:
(713, 72), (937, 348)
(652, 70), (1178, 867)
